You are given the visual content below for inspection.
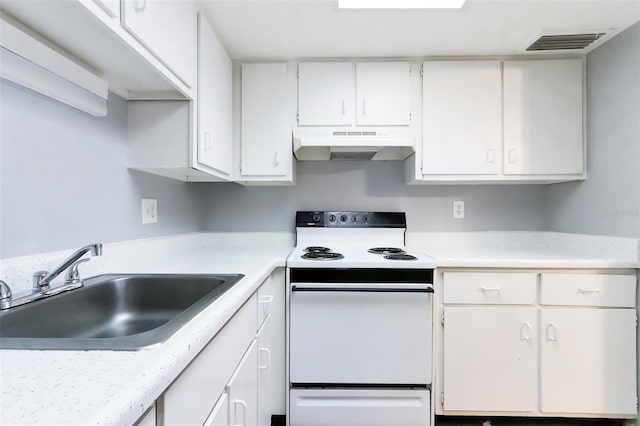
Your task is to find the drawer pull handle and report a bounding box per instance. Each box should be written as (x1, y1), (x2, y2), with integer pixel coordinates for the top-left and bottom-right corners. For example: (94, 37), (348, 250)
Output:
(577, 288), (601, 294)
(234, 400), (248, 426)
(480, 286), (500, 292)
(546, 323), (557, 342)
(259, 347), (271, 369)
(520, 322), (532, 341)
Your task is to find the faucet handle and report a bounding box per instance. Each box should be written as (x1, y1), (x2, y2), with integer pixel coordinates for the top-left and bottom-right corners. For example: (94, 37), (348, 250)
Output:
(0, 280), (12, 301)
(65, 258), (90, 285)
(33, 271), (49, 292)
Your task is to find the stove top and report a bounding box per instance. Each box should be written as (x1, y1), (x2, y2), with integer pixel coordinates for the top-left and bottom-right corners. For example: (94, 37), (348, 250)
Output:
(289, 211), (436, 269)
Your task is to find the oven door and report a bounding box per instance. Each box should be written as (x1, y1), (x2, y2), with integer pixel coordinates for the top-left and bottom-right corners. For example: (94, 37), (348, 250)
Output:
(289, 282), (433, 385)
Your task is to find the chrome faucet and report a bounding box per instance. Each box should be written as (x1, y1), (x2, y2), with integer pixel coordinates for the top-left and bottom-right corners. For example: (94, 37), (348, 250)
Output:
(32, 243), (102, 291)
(0, 243), (102, 310)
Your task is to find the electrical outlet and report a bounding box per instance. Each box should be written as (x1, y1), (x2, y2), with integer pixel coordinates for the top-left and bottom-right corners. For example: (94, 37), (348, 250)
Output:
(453, 200), (465, 219)
(141, 198), (158, 224)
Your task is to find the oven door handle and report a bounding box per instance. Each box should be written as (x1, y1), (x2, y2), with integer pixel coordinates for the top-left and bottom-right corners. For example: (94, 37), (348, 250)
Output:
(291, 284), (434, 293)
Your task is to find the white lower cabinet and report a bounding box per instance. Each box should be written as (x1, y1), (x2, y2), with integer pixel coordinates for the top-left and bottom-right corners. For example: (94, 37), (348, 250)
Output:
(204, 393), (229, 426)
(228, 340), (259, 426)
(443, 307), (537, 413)
(257, 316), (273, 426)
(439, 271), (637, 419)
(540, 308), (637, 416)
(290, 389), (430, 426)
(147, 272), (283, 426)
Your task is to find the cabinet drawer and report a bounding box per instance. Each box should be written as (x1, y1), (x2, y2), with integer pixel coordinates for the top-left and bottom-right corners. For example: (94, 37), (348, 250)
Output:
(540, 273), (636, 307)
(443, 272), (537, 305)
(257, 276), (274, 330)
(163, 294), (257, 426)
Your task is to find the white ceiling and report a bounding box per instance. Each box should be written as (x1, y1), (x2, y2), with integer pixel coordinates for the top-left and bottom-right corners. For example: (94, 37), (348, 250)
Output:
(199, 0), (640, 59)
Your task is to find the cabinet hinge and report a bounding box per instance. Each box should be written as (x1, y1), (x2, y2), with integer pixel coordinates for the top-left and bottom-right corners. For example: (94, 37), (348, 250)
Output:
(441, 312), (445, 326)
(441, 392), (444, 406)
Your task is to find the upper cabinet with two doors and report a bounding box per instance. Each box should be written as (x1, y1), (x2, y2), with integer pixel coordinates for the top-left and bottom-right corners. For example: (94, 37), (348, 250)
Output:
(408, 58), (585, 184)
(297, 61), (412, 126)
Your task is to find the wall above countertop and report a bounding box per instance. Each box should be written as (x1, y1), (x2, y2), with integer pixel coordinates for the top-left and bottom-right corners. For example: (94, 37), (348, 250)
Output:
(0, 81), (205, 259)
(200, 160), (548, 233)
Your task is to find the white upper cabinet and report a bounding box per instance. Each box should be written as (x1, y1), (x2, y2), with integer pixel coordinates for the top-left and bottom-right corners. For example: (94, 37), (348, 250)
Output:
(240, 63), (294, 181)
(422, 61), (502, 175)
(197, 13), (232, 177)
(503, 59), (584, 175)
(298, 62), (354, 126)
(356, 62), (411, 126)
(298, 61), (412, 127)
(410, 58), (585, 184)
(121, 0), (197, 89)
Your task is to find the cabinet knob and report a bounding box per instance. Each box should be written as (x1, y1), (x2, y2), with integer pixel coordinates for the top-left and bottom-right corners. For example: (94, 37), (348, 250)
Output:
(546, 323), (558, 342)
(259, 347), (271, 369)
(204, 131), (212, 151)
(520, 322), (532, 342)
(486, 149), (495, 163)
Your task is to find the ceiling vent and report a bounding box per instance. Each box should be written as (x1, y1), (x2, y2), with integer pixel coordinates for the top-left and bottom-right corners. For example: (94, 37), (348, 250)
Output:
(525, 33), (607, 52)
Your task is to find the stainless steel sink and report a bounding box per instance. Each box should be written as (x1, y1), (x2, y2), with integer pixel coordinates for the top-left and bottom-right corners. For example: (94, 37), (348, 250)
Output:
(0, 273), (244, 350)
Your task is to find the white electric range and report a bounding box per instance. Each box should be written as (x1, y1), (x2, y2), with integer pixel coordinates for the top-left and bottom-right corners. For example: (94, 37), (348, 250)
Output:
(286, 211), (436, 426)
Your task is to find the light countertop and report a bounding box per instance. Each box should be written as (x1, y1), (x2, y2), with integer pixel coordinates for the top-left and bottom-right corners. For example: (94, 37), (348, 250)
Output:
(0, 231), (638, 425)
(0, 235), (292, 425)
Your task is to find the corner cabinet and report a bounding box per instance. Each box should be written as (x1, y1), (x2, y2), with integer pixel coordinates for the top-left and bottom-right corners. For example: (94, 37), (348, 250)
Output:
(127, 13), (233, 182)
(238, 63), (295, 185)
(409, 59), (585, 184)
(197, 13), (232, 178)
(436, 270), (638, 419)
(121, 0), (197, 89)
(148, 270), (284, 426)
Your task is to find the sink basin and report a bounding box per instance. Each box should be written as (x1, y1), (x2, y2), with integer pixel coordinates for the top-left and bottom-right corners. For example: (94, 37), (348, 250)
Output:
(0, 273), (244, 350)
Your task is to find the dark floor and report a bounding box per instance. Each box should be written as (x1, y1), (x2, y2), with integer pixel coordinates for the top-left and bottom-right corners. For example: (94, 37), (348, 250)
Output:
(436, 416), (626, 426)
(273, 415), (628, 426)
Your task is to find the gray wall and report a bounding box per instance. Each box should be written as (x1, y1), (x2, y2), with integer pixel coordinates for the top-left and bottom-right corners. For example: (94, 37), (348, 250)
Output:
(202, 161), (548, 232)
(0, 81), (204, 258)
(547, 22), (640, 239)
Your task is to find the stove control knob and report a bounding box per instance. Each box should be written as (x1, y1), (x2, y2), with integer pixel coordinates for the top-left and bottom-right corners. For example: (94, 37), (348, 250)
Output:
(312, 214), (321, 222)
(351, 215), (358, 222)
(340, 214), (347, 223)
(329, 214), (337, 222)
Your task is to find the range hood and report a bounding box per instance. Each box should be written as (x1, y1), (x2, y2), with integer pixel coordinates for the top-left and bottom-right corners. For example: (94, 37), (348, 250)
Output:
(293, 130), (414, 161)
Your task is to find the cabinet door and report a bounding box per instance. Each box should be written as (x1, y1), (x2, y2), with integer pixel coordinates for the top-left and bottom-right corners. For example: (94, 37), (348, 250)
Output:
(89, 0), (119, 18)
(541, 308), (637, 416)
(121, 0), (196, 88)
(228, 340), (258, 426)
(298, 62), (354, 125)
(204, 393), (229, 426)
(443, 307), (538, 413)
(241, 63), (291, 177)
(422, 61), (501, 175)
(257, 316), (272, 426)
(356, 62), (411, 126)
(503, 59), (583, 175)
(197, 14), (232, 176)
